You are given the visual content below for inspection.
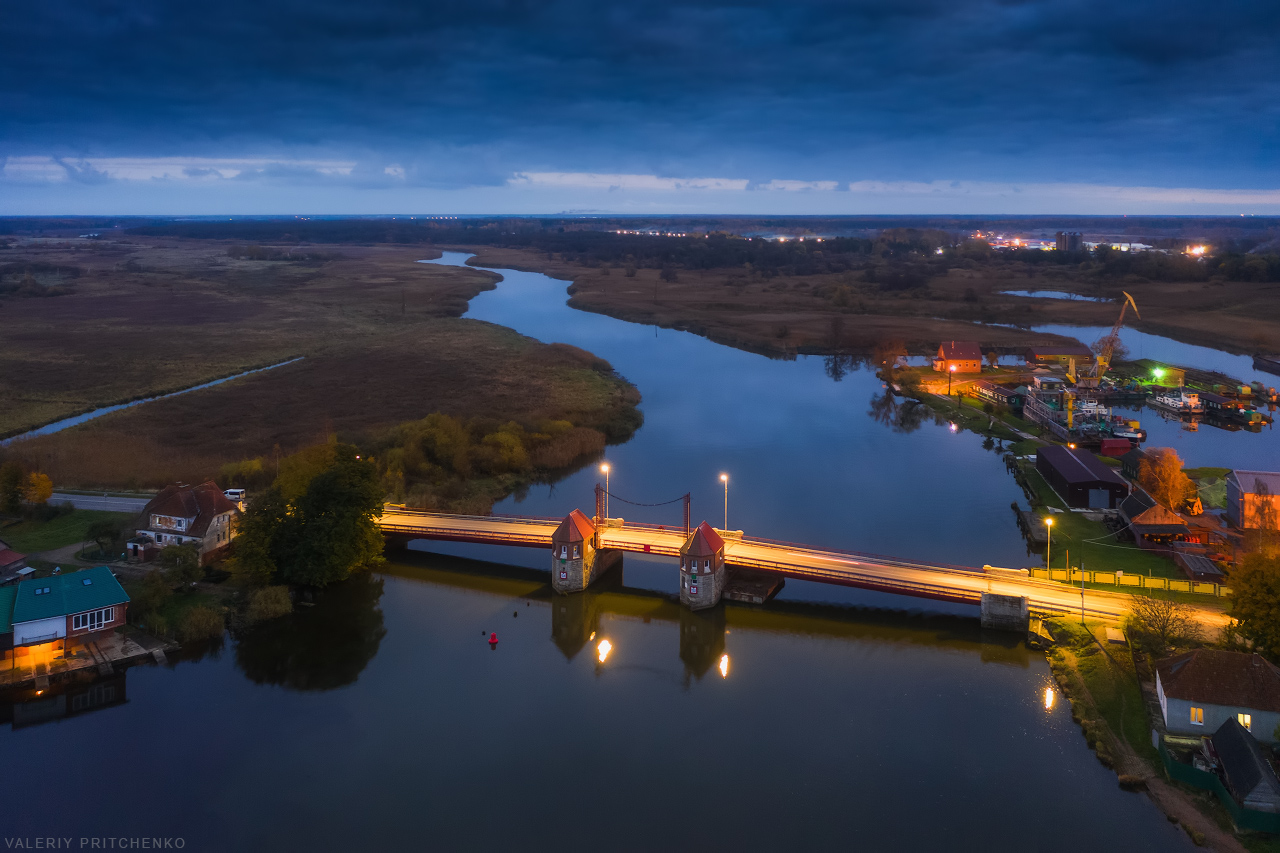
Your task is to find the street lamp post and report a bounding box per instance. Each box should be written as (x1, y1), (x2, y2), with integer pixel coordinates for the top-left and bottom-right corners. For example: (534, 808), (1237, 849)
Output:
(601, 463), (610, 519)
(720, 473), (729, 531)
(1044, 517), (1054, 570)
(948, 363), (956, 395)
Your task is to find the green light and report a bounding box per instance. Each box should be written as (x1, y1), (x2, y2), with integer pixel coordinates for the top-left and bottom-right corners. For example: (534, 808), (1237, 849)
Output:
(1153, 368), (1165, 379)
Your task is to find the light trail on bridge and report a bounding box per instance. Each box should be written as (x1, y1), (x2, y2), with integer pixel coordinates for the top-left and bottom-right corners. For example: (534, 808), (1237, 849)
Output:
(377, 507), (1231, 629)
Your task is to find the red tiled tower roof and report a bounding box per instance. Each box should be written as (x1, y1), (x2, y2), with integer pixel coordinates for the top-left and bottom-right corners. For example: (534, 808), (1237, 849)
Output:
(552, 509), (596, 543)
(682, 522), (724, 557)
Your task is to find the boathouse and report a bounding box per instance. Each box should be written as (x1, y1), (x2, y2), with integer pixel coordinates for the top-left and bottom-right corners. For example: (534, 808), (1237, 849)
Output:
(680, 522), (726, 610)
(1157, 650), (1280, 743)
(1119, 489), (1191, 550)
(1035, 445), (1130, 509)
(932, 341), (982, 374)
(1226, 470), (1280, 530)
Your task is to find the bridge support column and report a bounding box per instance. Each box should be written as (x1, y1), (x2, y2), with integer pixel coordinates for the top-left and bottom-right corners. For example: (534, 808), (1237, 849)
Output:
(551, 509), (622, 594)
(680, 521), (727, 610)
(980, 593), (1029, 631)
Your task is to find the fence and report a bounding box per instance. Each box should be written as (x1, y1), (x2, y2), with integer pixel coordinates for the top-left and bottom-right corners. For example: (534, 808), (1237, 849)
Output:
(1028, 568), (1230, 597)
(1160, 742), (1280, 834)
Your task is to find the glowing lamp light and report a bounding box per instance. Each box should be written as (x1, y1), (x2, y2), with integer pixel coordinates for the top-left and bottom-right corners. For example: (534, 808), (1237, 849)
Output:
(1044, 517), (1054, 528)
(597, 639), (612, 663)
(720, 473), (728, 483)
(948, 422), (958, 433)
(600, 463), (610, 474)
(719, 654), (730, 679)
(1068, 442), (1076, 449)
(1044, 687), (1055, 711)
(1153, 368), (1165, 380)
(949, 365), (956, 373)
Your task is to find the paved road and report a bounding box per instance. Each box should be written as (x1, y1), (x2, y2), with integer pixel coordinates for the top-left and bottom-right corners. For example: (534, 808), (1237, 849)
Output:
(378, 508), (1231, 630)
(51, 492), (149, 513)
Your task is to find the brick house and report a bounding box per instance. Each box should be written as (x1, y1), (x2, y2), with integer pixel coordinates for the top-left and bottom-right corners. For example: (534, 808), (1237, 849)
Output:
(133, 481), (240, 566)
(6, 566), (130, 668)
(932, 341), (983, 374)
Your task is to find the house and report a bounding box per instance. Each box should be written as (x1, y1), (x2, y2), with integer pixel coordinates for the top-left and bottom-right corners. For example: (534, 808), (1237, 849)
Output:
(1035, 445), (1130, 509)
(1120, 447), (1148, 480)
(133, 481), (240, 566)
(1209, 718), (1280, 813)
(1119, 489), (1192, 550)
(7, 566), (130, 668)
(1156, 650), (1280, 743)
(932, 341), (983, 374)
(1025, 345), (1095, 367)
(974, 380), (1021, 409)
(0, 547), (27, 575)
(1226, 471), (1280, 530)
(680, 522), (726, 610)
(0, 584), (15, 665)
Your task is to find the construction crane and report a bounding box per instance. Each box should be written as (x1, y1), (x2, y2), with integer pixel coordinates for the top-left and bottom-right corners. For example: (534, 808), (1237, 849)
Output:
(1087, 291), (1139, 384)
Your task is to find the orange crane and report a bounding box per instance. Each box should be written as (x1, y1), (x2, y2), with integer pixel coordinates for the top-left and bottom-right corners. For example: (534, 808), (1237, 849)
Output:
(1088, 291), (1139, 383)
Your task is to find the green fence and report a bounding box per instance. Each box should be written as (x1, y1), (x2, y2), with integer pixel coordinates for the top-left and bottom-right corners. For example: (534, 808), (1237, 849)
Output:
(1028, 569), (1230, 597)
(1160, 742), (1280, 834)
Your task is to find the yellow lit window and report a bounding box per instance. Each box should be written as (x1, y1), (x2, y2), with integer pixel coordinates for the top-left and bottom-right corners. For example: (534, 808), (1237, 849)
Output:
(1190, 707), (1204, 725)
(1239, 713), (1252, 731)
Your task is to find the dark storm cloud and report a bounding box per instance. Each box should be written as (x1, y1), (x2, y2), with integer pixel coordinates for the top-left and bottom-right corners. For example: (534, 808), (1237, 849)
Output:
(2, 0), (1279, 187)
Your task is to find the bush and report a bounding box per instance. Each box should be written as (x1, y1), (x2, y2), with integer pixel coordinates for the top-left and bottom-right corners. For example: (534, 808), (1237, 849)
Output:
(179, 605), (225, 642)
(130, 571), (173, 619)
(246, 586), (293, 624)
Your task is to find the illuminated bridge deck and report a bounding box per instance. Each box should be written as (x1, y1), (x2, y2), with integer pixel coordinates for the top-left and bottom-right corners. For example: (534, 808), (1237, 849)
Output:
(378, 508), (1219, 625)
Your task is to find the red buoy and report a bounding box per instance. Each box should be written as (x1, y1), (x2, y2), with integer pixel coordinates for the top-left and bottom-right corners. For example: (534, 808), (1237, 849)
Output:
(489, 632), (498, 644)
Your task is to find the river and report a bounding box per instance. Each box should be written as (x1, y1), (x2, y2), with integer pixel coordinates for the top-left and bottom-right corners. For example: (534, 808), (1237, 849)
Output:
(2, 253), (1235, 850)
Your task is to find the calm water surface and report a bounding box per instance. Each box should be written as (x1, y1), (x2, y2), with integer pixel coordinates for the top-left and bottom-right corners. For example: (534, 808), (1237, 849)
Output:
(3, 254), (1239, 851)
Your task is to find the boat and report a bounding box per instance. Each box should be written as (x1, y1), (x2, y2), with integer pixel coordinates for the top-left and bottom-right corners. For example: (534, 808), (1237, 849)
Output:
(1151, 388), (1203, 414)
(1254, 355), (1280, 378)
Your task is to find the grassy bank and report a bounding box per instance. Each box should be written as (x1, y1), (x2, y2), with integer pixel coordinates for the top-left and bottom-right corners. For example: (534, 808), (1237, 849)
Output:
(1, 509), (135, 553)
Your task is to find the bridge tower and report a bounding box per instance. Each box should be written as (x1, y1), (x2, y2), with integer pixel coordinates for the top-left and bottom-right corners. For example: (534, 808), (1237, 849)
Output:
(680, 521), (726, 610)
(552, 509), (622, 595)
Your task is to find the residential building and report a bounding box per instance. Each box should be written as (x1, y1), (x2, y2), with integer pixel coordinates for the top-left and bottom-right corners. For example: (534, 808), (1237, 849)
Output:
(1226, 471), (1280, 530)
(5, 566), (130, 669)
(1156, 650), (1280, 743)
(1035, 445), (1130, 509)
(133, 481), (240, 565)
(933, 341), (983, 374)
(1120, 447), (1148, 480)
(1208, 718), (1280, 813)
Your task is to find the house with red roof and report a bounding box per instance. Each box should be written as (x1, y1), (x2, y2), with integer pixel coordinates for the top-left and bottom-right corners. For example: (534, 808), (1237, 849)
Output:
(680, 522), (726, 610)
(1156, 650), (1280, 742)
(551, 509), (598, 593)
(132, 481), (240, 566)
(0, 543), (28, 577)
(932, 341), (983, 374)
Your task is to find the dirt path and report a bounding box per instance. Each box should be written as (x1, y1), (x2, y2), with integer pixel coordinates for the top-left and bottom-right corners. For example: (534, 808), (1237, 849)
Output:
(1059, 644), (1246, 853)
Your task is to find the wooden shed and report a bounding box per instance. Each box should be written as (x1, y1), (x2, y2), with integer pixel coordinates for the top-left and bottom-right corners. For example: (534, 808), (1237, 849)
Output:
(1211, 718), (1280, 814)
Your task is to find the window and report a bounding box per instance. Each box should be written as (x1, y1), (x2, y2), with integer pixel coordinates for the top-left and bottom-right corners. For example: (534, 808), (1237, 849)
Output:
(703, 560), (710, 570)
(1190, 707), (1204, 725)
(559, 546), (567, 559)
(72, 607), (113, 632)
(572, 545), (580, 559)
(1239, 713), (1252, 731)
(82, 578), (92, 586)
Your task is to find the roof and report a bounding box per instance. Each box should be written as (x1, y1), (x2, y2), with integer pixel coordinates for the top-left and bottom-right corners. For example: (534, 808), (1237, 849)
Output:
(1027, 345), (1094, 357)
(1228, 471), (1280, 497)
(0, 548), (27, 568)
(1201, 391), (1232, 405)
(937, 340), (982, 361)
(11, 566), (130, 625)
(1037, 445), (1129, 488)
(1120, 447), (1148, 466)
(0, 585), (15, 634)
(1119, 489), (1187, 529)
(1180, 554), (1224, 578)
(551, 509), (595, 543)
(682, 522), (725, 557)
(1212, 718), (1280, 804)
(142, 481), (239, 537)
(1156, 650), (1280, 713)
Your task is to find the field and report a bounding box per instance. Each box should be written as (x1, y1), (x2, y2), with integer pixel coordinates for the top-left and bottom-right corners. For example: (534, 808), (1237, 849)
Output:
(459, 245), (1280, 360)
(0, 236), (641, 492)
(1, 509), (135, 553)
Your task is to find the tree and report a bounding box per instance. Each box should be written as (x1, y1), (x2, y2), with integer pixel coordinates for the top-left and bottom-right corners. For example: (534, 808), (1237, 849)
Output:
(279, 445), (384, 587)
(659, 265), (678, 283)
(228, 486), (289, 587)
(1230, 552), (1280, 658)
(160, 542), (203, 587)
(0, 461), (24, 514)
(872, 339), (908, 382)
(1126, 594), (1199, 652)
(986, 350), (999, 369)
(23, 473), (52, 505)
(85, 519), (123, 556)
(1138, 447), (1196, 511)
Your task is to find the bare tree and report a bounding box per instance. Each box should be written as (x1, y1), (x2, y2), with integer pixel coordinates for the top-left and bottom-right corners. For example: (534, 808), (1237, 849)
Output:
(1127, 595), (1199, 652)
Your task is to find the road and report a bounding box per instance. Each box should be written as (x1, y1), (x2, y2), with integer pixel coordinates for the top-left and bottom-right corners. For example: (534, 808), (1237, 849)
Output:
(51, 492), (150, 513)
(377, 508), (1231, 629)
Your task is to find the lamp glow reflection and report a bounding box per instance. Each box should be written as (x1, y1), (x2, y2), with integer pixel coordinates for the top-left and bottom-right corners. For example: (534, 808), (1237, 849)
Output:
(1044, 686), (1055, 711)
(719, 654), (730, 678)
(597, 638), (612, 663)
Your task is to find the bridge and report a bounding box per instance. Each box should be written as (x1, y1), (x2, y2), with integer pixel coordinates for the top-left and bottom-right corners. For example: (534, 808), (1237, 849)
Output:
(377, 504), (1229, 630)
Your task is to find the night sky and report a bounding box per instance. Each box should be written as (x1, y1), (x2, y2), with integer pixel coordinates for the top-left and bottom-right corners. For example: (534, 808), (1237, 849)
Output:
(3, 0), (1279, 214)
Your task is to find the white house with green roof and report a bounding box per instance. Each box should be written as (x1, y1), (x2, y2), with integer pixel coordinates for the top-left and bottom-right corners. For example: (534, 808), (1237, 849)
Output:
(8, 566), (130, 649)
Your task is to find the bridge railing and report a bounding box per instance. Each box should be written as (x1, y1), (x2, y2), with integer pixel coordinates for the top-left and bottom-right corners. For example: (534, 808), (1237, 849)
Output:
(736, 534), (984, 575)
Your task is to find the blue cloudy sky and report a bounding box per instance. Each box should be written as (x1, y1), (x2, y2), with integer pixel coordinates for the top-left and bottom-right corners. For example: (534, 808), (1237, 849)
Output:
(3, 0), (1279, 214)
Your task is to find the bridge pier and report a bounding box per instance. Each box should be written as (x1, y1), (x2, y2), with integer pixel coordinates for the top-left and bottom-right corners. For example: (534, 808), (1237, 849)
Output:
(551, 510), (622, 594)
(980, 593), (1030, 631)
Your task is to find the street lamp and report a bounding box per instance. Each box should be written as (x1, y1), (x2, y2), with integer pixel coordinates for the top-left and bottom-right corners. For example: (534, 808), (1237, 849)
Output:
(720, 473), (729, 531)
(1044, 517), (1054, 570)
(948, 363), (956, 395)
(601, 463), (610, 519)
